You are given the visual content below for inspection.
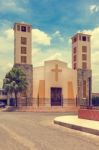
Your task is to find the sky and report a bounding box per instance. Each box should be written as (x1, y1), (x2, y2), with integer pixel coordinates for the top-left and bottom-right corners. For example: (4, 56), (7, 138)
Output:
(0, 0), (99, 92)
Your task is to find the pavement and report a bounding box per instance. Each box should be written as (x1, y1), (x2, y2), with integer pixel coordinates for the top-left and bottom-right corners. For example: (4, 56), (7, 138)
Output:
(0, 112), (99, 150)
(54, 115), (99, 136)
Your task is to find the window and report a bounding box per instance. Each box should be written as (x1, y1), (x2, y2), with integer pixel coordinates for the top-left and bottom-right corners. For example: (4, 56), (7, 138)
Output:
(82, 62), (87, 69)
(73, 37), (77, 43)
(74, 47), (77, 53)
(28, 26), (30, 32)
(21, 37), (27, 45)
(21, 56), (27, 63)
(21, 47), (27, 54)
(83, 80), (86, 98)
(82, 54), (87, 60)
(21, 26), (26, 32)
(74, 63), (76, 69)
(82, 36), (86, 41)
(17, 25), (20, 31)
(73, 55), (76, 61)
(82, 46), (87, 52)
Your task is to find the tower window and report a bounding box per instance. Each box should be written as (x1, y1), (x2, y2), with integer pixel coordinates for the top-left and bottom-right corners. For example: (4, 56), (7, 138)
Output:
(17, 25), (20, 31)
(82, 62), (87, 69)
(21, 56), (27, 63)
(21, 47), (27, 54)
(82, 46), (87, 52)
(73, 55), (76, 61)
(82, 54), (87, 60)
(82, 36), (86, 41)
(73, 37), (77, 43)
(21, 37), (27, 45)
(83, 80), (86, 98)
(21, 26), (26, 32)
(73, 47), (77, 53)
(73, 63), (76, 69)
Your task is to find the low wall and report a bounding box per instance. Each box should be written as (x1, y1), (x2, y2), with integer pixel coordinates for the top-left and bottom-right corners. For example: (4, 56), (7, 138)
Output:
(78, 108), (99, 121)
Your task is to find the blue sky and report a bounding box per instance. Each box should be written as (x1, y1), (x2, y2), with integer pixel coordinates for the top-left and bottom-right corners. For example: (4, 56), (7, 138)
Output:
(0, 0), (99, 92)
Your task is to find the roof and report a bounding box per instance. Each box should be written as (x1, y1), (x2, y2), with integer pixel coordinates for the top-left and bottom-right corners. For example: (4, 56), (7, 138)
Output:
(14, 22), (32, 28)
(71, 32), (91, 39)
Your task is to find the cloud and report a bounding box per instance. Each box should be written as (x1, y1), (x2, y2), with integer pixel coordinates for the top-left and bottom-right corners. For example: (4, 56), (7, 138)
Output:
(32, 46), (71, 67)
(89, 5), (99, 13)
(45, 52), (62, 60)
(32, 29), (51, 46)
(52, 31), (64, 42)
(0, 0), (26, 13)
(4, 29), (14, 41)
(92, 52), (99, 65)
(0, 27), (14, 87)
(53, 31), (60, 36)
(0, 29), (14, 54)
(68, 38), (72, 44)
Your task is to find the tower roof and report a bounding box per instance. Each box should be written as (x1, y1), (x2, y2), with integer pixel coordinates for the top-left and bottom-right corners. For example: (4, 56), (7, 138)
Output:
(14, 22), (32, 28)
(71, 32), (91, 39)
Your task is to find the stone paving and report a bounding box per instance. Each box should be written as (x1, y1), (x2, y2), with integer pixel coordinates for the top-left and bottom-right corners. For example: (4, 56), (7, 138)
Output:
(0, 112), (99, 150)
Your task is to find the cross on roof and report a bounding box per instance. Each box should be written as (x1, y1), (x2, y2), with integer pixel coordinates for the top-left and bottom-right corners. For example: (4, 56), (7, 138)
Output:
(51, 64), (62, 82)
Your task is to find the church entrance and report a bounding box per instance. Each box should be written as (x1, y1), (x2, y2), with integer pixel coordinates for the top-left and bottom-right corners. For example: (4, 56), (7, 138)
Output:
(51, 87), (62, 106)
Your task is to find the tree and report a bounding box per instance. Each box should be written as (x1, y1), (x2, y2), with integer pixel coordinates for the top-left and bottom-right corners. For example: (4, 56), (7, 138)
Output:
(3, 67), (28, 107)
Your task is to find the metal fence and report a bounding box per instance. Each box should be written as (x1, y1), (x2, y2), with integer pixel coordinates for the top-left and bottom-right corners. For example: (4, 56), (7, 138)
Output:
(16, 98), (77, 108)
(9, 97), (99, 109)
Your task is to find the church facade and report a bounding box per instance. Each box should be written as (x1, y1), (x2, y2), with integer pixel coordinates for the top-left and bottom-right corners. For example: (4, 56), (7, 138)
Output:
(13, 22), (92, 108)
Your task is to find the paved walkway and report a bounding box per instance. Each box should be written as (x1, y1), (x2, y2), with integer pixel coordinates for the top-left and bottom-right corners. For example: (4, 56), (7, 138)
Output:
(54, 115), (99, 135)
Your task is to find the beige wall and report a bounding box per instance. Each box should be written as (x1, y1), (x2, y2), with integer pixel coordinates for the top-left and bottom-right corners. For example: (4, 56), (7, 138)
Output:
(33, 66), (45, 99)
(33, 60), (77, 101)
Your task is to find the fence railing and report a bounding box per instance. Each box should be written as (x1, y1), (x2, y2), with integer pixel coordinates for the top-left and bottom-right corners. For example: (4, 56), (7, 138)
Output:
(15, 98), (77, 108)
(8, 97), (99, 109)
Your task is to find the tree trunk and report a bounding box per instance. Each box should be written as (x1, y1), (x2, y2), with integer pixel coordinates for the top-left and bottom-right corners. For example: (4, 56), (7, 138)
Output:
(7, 93), (10, 106)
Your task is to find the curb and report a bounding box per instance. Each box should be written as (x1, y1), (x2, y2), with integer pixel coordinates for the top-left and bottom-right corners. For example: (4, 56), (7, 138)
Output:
(54, 120), (99, 136)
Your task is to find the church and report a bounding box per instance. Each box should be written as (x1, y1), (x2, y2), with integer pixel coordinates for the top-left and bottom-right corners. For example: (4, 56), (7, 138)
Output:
(13, 22), (92, 109)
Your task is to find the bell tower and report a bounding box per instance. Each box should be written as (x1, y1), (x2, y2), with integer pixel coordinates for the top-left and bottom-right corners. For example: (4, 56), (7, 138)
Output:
(71, 33), (92, 106)
(14, 22), (32, 65)
(13, 22), (33, 106)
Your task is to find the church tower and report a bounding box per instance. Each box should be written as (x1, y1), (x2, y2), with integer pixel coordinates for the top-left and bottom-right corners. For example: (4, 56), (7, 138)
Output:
(72, 33), (92, 106)
(13, 22), (33, 106)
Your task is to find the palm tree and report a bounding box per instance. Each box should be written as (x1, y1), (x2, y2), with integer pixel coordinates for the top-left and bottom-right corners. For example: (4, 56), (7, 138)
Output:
(3, 67), (28, 107)
(3, 78), (14, 105)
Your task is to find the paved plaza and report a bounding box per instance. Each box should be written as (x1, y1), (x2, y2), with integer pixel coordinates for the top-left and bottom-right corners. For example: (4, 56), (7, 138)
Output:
(0, 112), (99, 150)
